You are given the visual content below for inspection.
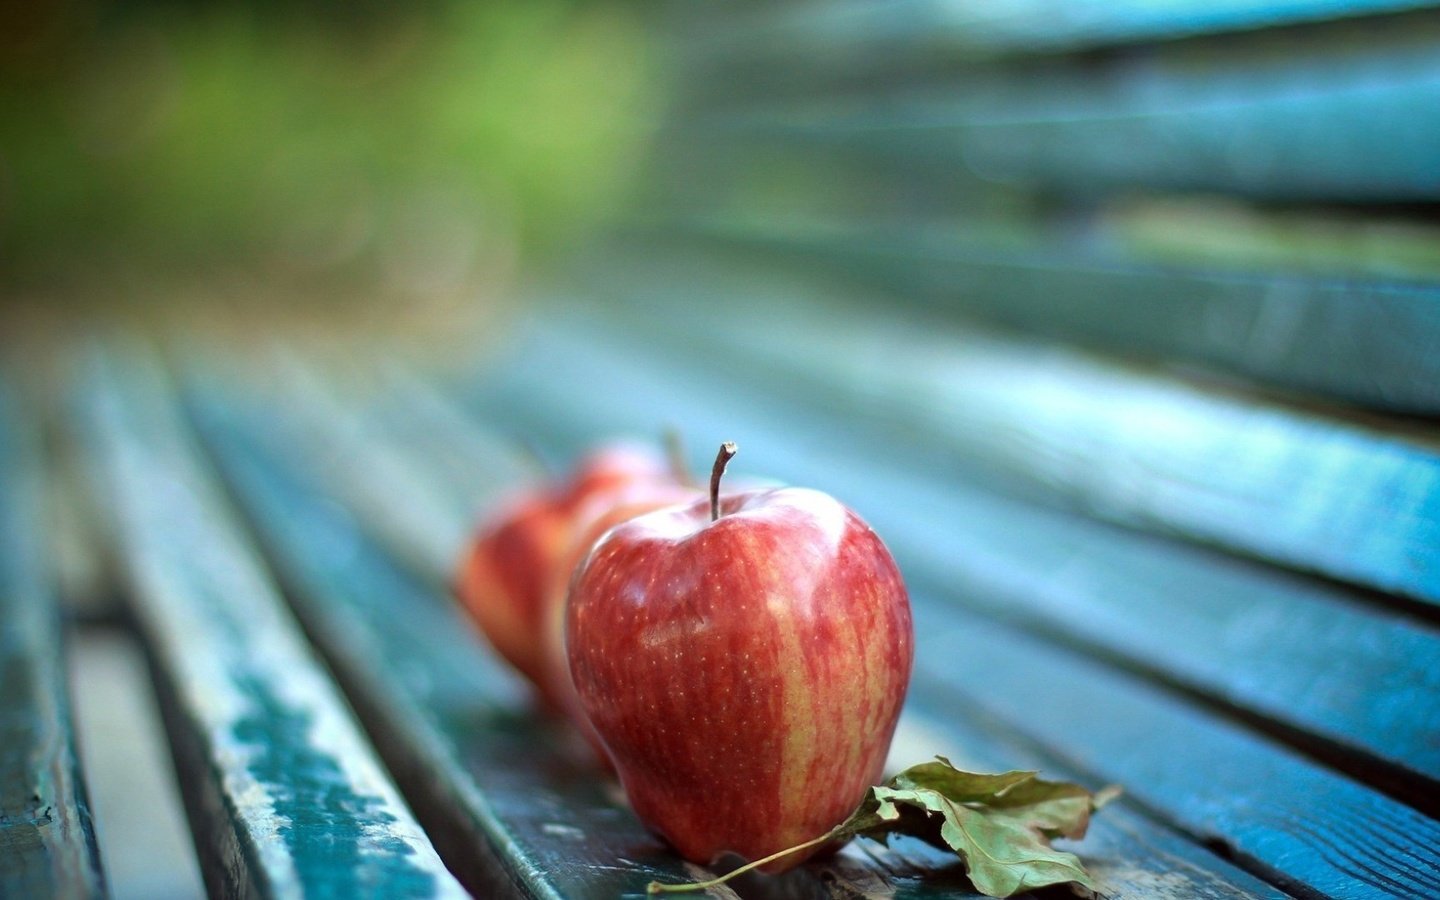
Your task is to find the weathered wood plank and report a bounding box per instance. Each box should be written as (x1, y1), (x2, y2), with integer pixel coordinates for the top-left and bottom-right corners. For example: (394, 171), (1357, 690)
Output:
(241, 353), (490, 584)
(465, 313), (1440, 791)
(73, 350), (466, 900)
(576, 285), (1440, 610)
(68, 627), (207, 899)
(185, 388), (770, 899)
(0, 382), (106, 898)
(681, 13), (1440, 201)
(188, 372), (1289, 900)
(881, 711), (1290, 900)
(912, 610), (1440, 900)
(238, 358), (540, 557)
(363, 366), (535, 523)
(679, 0), (1440, 67)
(440, 311), (1440, 897)
(632, 225), (1440, 414)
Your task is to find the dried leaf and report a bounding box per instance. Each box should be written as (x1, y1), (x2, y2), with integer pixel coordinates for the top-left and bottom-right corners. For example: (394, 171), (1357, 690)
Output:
(837, 758), (1117, 898)
(648, 758), (1117, 897)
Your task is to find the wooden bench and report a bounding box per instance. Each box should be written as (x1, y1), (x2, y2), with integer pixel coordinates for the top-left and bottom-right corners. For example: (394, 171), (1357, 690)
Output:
(1, 384), (105, 897)
(6, 0), (1440, 897)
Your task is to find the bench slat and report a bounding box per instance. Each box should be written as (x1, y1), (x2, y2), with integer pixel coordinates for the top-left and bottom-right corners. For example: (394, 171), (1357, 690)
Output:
(885, 703), (1290, 900)
(445, 311), (1440, 897)
(0, 383), (106, 899)
(248, 354), (490, 584)
(681, 14), (1440, 201)
(187, 388), (794, 899)
(365, 366), (535, 523)
(477, 410), (1440, 900)
(679, 0), (1440, 66)
(193, 366), (1291, 900)
(637, 225), (1440, 415)
(74, 351), (466, 900)
(473, 314), (1440, 791)
(913, 610), (1440, 900)
(593, 288), (1440, 610)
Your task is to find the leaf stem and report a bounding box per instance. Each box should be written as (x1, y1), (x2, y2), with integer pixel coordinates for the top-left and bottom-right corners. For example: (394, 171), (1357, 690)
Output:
(646, 827), (838, 894)
(708, 441), (737, 523)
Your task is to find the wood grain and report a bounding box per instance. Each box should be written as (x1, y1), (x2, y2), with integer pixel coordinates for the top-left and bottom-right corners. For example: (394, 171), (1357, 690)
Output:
(514, 289), (1440, 792)
(679, 0), (1440, 67)
(574, 286), (1440, 611)
(442, 310), (1440, 897)
(677, 10), (1440, 201)
(914, 611), (1440, 900)
(0, 382), (106, 898)
(73, 351), (466, 900)
(640, 225), (1440, 415)
(190, 390), (766, 899)
(191, 372), (1291, 900)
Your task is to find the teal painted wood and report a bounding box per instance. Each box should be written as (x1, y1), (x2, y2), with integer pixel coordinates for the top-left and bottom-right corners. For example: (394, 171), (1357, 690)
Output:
(680, 0), (1440, 66)
(883, 702), (1291, 900)
(652, 225), (1440, 414)
(0, 383), (106, 899)
(686, 14), (1440, 201)
(187, 376), (1290, 900)
(911, 609), (1440, 900)
(444, 311), (1440, 897)
(583, 282), (1440, 610)
(72, 351), (466, 900)
(234, 353), (489, 584)
(240, 358), (541, 609)
(185, 391), (791, 899)
(362, 366), (535, 527)
(465, 313), (1440, 790)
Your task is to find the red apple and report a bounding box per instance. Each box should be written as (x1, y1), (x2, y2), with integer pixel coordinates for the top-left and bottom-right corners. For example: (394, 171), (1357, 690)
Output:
(566, 443), (913, 871)
(455, 441), (677, 706)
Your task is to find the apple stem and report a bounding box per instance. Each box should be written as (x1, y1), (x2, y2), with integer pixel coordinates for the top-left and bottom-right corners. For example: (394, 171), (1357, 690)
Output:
(646, 828), (838, 895)
(709, 441), (737, 523)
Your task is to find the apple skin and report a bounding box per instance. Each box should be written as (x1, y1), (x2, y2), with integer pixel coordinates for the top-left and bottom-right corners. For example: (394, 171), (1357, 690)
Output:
(541, 480), (705, 756)
(455, 442), (675, 705)
(566, 487), (913, 871)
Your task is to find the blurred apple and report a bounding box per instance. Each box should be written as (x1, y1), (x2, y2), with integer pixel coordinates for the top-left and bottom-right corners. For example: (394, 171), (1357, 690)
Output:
(541, 478), (703, 754)
(455, 441), (676, 706)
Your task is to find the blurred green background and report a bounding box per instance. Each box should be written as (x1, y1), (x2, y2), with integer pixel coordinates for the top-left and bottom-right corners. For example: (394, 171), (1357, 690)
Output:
(0, 0), (659, 333)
